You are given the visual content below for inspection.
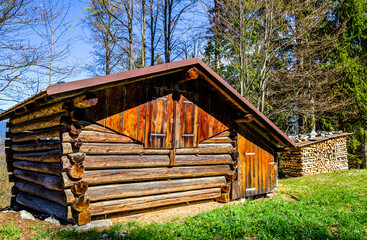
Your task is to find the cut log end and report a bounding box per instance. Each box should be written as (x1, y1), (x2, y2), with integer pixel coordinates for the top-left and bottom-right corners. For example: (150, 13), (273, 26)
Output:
(74, 210), (91, 226)
(67, 164), (85, 179)
(216, 192), (230, 203)
(71, 181), (88, 195)
(234, 114), (254, 123)
(225, 173), (237, 181)
(67, 153), (86, 164)
(220, 184), (231, 193)
(69, 124), (81, 136)
(71, 195), (90, 212)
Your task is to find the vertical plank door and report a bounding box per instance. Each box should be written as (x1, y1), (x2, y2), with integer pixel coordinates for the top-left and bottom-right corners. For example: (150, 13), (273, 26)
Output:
(146, 94), (174, 148)
(232, 135), (276, 198)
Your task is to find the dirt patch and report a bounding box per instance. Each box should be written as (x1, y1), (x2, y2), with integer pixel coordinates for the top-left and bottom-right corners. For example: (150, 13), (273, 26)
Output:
(282, 194), (298, 202)
(110, 200), (242, 225)
(0, 211), (64, 239)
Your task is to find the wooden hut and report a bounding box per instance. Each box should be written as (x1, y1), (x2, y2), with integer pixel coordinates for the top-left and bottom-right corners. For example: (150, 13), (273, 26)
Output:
(281, 133), (350, 177)
(0, 58), (296, 225)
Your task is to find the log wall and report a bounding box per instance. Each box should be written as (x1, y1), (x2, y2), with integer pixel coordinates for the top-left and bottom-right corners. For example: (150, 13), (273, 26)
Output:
(4, 89), (237, 226)
(281, 136), (348, 177)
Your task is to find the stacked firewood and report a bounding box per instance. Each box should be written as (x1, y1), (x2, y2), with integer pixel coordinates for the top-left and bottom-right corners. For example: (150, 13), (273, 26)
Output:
(281, 136), (348, 177)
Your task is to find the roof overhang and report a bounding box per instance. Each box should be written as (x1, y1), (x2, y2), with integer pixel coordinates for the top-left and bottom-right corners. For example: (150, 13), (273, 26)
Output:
(0, 58), (296, 148)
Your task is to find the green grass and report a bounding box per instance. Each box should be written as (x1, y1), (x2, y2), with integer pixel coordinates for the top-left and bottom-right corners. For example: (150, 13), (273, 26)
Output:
(17, 169), (367, 239)
(0, 224), (22, 240)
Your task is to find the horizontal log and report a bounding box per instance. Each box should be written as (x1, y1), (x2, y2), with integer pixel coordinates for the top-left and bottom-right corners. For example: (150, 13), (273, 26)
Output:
(201, 137), (233, 144)
(89, 188), (221, 216)
(62, 165), (232, 187)
(11, 141), (61, 152)
(176, 144), (234, 155)
(62, 143), (169, 155)
(11, 126), (65, 142)
(10, 102), (66, 125)
(62, 143), (233, 155)
(62, 131), (135, 143)
(62, 154), (233, 170)
(13, 161), (62, 175)
(174, 154), (232, 166)
(14, 180), (67, 206)
(83, 176), (227, 202)
(16, 191), (68, 220)
(66, 155), (170, 170)
(9, 113), (67, 134)
(14, 169), (63, 191)
(78, 121), (117, 134)
(12, 149), (62, 162)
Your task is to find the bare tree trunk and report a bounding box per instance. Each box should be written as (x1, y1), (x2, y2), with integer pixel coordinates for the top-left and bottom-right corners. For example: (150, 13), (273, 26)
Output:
(141, 0), (146, 68)
(127, 1), (134, 70)
(213, 0), (220, 70)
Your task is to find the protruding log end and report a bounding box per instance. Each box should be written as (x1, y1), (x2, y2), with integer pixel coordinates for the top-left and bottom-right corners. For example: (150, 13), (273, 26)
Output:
(225, 173), (237, 181)
(72, 93), (98, 109)
(234, 114), (254, 123)
(230, 162), (239, 171)
(220, 184), (231, 193)
(8, 174), (16, 182)
(71, 181), (88, 195)
(67, 153), (86, 164)
(67, 164), (85, 179)
(180, 67), (200, 83)
(71, 195), (90, 212)
(71, 139), (83, 148)
(69, 123), (82, 136)
(187, 67), (199, 80)
(230, 150), (239, 160)
(74, 210), (91, 226)
(216, 192), (230, 203)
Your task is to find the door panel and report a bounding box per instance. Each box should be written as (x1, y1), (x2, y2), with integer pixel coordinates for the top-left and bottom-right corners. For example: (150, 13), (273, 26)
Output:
(177, 96), (197, 148)
(232, 135), (276, 198)
(147, 94), (174, 149)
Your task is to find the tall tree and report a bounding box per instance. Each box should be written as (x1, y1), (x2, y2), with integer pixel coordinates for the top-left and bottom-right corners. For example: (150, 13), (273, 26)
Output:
(85, 0), (125, 75)
(162, 0), (197, 63)
(29, 0), (74, 86)
(0, 0), (43, 104)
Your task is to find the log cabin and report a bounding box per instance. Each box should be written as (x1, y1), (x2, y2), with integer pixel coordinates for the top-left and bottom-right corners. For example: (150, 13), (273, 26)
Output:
(0, 58), (296, 225)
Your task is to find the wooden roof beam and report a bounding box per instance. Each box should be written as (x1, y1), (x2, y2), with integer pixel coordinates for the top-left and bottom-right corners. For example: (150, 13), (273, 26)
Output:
(234, 114), (254, 123)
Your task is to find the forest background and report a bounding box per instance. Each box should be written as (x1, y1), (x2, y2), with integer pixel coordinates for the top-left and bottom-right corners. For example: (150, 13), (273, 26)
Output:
(0, 0), (366, 167)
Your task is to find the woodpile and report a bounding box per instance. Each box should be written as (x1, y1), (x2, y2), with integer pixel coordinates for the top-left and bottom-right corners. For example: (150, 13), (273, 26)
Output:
(281, 135), (349, 177)
(4, 92), (237, 225)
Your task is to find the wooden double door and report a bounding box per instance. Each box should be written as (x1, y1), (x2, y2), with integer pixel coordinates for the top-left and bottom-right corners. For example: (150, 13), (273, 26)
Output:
(146, 93), (228, 149)
(232, 135), (277, 198)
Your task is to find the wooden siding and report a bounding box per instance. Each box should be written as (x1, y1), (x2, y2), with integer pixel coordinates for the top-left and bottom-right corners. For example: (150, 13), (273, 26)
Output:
(83, 83), (228, 148)
(232, 135), (276, 198)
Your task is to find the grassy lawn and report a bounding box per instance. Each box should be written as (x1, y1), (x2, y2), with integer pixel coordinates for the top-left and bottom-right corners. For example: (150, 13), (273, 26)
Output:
(1, 169), (366, 239)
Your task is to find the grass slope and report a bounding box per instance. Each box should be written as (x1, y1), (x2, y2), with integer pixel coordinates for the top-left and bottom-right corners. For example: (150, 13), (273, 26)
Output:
(2, 169), (367, 240)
